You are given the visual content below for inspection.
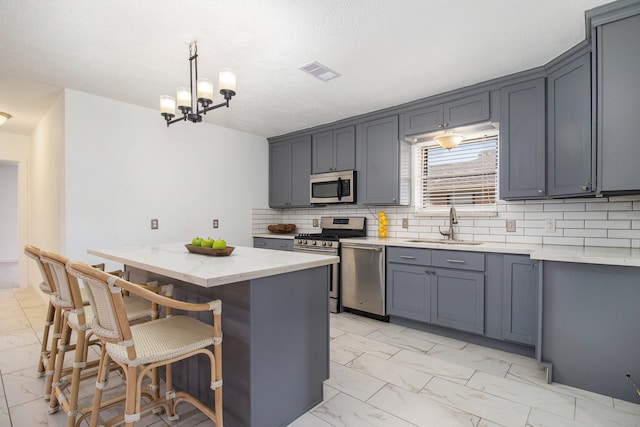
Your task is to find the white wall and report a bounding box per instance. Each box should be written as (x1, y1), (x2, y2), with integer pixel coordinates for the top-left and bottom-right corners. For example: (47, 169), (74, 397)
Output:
(0, 131), (30, 287)
(0, 162), (18, 260)
(63, 90), (268, 268)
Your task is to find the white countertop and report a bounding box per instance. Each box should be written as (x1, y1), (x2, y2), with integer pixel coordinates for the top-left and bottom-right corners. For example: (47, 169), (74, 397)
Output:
(88, 243), (338, 288)
(339, 237), (640, 267)
(252, 233), (296, 240)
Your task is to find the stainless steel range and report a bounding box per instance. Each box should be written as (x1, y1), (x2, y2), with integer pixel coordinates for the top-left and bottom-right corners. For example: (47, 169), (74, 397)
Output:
(293, 217), (366, 313)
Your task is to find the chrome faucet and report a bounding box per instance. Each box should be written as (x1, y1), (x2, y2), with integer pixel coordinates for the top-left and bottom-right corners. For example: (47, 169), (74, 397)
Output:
(439, 206), (458, 240)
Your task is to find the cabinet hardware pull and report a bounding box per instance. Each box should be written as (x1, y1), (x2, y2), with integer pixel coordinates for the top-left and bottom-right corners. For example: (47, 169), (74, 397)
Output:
(443, 123), (449, 127)
(400, 256), (416, 259)
(445, 259), (465, 263)
(537, 189), (544, 194)
(343, 245), (383, 252)
(438, 124), (443, 128)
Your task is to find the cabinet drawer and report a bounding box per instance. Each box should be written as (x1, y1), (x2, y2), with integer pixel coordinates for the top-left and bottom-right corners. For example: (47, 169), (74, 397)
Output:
(387, 247), (431, 265)
(271, 239), (293, 251)
(432, 250), (484, 271)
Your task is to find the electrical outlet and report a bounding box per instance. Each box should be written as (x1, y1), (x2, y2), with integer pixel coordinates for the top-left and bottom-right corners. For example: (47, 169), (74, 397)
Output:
(402, 218), (409, 229)
(213, 219), (219, 229)
(545, 219), (556, 233)
(313, 219), (319, 227)
(506, 219), (516, 232)
(150, 219), (158, 230)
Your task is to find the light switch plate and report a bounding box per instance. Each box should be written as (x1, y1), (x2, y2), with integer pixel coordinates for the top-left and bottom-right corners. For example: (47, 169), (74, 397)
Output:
(150, 219), (158, 230)
(506, 219), (516, 232)
(402, 218), (409, 228)
(213, 219), (219, 228)
(545, 219), (556, 233)
(313, 219), (319, 227)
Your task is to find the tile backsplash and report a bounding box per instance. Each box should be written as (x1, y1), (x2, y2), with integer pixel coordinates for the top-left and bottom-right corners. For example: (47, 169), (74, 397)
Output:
(252, 195), (640, 248)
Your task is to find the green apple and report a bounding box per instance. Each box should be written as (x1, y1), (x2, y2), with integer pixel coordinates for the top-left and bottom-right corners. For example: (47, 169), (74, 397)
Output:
(191, 236), (203, 246)
(213, 239), (227, 249)
(201, 237), (214, 248)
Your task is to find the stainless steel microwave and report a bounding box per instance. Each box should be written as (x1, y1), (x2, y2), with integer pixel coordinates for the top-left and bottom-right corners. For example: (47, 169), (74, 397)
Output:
(309, 170), (356, 204)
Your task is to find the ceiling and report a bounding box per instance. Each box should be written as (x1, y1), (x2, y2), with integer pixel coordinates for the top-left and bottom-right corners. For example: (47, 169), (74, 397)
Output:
(0, 0), (611, 138)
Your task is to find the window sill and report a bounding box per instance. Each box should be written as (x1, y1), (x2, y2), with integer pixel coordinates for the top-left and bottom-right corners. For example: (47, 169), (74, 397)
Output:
(413, 208), (498, 218)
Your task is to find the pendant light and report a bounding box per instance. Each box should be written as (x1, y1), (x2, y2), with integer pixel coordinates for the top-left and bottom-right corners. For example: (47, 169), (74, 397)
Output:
(160, 42), (236, 127)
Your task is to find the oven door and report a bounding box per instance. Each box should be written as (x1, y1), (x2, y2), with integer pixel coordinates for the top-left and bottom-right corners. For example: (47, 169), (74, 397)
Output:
(293, 246), (340, 312)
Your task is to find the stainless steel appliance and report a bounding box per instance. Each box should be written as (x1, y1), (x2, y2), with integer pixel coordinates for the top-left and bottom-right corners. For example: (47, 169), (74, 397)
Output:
(309, 170), (356, 204)
(341, 243), (387, 320)
(293, 216), (366, 313)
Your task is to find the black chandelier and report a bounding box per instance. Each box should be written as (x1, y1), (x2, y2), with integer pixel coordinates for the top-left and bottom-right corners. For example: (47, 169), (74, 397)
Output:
(160, 42), (236, 127)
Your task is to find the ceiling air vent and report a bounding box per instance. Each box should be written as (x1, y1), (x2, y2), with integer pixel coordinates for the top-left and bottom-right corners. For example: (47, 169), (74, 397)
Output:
(299, 61), (341, 82)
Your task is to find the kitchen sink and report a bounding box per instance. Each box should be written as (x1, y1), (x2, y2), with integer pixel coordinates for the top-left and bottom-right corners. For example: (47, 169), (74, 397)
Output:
(404, 239), (483, 245)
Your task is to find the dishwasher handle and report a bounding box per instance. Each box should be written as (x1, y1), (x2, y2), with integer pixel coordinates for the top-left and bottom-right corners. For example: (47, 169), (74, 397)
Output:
(342, 244), (383, 252)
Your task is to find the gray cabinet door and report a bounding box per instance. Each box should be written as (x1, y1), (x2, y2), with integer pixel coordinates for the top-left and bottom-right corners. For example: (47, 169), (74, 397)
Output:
(269, 141), (292, 208)
(357, 115), (401, 204)
(289, 136), (312, 207)
(430, 268), (484, 334)
(269, 136), (311, 208)
(502, 255), (537, 345)
(312, 131), (334, 174)
(387, 263), (430, 322)
(443, 92), (490, 129)
(597, 13), (640, 193)
(548, 52), (594, 197)
(402, 104), (444, 136)
(333, 126), (356, 172)
(402, 93), (490, 137)
(499, 78), (546, 199)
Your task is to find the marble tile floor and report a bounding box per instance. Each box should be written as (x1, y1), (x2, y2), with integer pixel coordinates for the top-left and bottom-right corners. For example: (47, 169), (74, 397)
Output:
(1, 287), (639, 426)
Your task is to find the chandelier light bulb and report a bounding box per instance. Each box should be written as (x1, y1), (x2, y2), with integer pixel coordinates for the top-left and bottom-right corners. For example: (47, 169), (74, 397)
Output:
(160, 96), (176, 117)
(197, 78), (214, 104)
(176, 87), (192, 112)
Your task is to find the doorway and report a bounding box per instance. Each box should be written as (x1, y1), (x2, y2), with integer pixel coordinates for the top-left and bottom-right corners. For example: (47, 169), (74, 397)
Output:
(0, 161), (19, 288)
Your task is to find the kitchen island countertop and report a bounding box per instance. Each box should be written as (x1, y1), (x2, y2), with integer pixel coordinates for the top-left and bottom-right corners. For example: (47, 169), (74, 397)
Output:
(88, 243), (338, 288)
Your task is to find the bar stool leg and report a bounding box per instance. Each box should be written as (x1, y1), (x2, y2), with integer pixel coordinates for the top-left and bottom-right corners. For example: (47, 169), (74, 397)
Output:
(44, 307), (64, 403)
(37, 302), (56, 378)
(89, 346), (110, 427)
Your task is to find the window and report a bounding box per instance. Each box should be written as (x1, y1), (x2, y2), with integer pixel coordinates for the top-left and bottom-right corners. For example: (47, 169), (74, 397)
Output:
(416, 135), (499, 213)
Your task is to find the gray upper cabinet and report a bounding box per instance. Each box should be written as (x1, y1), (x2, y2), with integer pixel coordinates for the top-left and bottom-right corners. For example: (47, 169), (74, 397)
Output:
(357, 115), (410, 205)
(502, 255), (538, 345)
(594, 9), (640, 194)
(312, 126), (355, 173)
(269, 135), (312, 208)
(499, 78), (546, 200)
(402, 92), (490, 138)
(547, 50), (594, 197)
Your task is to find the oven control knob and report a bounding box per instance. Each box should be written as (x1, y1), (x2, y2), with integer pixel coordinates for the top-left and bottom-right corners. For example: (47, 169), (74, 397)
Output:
(312, 241), (317, 245)
(303, 240), (308, 245)
(327, 241), (333, 247)
(322, 241), (327, 246)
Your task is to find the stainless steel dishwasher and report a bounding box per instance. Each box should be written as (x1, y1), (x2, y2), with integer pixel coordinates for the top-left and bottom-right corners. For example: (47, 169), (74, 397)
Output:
(341, 243), (387, 319)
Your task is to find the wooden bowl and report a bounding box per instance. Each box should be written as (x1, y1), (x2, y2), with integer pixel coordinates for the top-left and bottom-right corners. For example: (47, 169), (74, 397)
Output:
(185, 244), (235, 257)
(267, 224), (297, 234)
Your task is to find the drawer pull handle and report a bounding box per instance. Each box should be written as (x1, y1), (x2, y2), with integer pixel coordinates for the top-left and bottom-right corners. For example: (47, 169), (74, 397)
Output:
(446, 259), (465, 263)
(400, 256), (416, 259)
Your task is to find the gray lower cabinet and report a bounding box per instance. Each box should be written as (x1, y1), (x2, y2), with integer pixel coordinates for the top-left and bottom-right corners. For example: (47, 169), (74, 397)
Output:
(502, 255), (538, 345)
(386, 263), (431, 322)
(401, 92), (490, 137)
(499, 78), (546, 200)
(253, 237), (293, 251)
(312, 126), (355, 173)
(357, 115), (410, 205)
(547, 50), (594, 197)
(594, 10), (640, 194)
(431, 268), (484, 334)
(269, 136), (311, 208)
(387, 247), (485, 334)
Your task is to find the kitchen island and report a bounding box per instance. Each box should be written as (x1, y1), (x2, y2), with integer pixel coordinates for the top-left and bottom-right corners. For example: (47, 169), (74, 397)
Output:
(88, 243), (339, 427)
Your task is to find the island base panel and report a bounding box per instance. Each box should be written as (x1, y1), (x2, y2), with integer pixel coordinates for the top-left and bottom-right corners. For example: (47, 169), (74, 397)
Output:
(127, 265), (330, 427)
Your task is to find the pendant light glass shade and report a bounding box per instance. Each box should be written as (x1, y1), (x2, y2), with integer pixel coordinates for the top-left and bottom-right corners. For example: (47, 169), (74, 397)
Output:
(434, 134), (463, 150)
(197, 78), (214, 103)
(176, 87), (192, 112)
(219, 69), (237, 93)
(160, 96), (176, 117)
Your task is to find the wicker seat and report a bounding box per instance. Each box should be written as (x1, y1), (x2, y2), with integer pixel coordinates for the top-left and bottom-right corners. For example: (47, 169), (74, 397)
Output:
(67, 260), (223, 427)
(39, 251), (169, 427)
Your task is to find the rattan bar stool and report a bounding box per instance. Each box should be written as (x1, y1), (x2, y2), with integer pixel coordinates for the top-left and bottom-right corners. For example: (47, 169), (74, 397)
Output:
(67, 260), (223, 427)
(40, 251), (170, 427)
